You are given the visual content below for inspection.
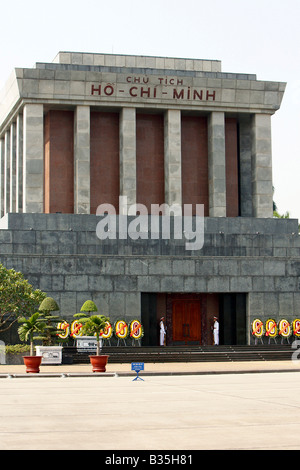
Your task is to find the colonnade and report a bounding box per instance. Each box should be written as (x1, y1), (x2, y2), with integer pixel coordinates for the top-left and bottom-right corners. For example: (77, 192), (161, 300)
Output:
(0, 103), (273, 218)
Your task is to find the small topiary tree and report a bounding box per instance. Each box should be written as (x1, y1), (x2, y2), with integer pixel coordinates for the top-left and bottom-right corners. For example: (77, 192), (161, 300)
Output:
(38, 297), (63, 346)
(80, 300), (98, 314)
(73, 301), (109, 355)
(73, 300), (98, 323)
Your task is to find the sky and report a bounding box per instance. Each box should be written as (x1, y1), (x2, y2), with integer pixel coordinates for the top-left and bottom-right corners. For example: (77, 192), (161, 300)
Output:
(0, 0), (299, 220)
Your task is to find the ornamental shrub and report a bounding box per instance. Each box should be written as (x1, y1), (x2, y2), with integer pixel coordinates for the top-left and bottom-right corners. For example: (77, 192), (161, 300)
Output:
(80, 300), (98, 313)
(38, 297), (63, 346)
(5, 344), (30, 355)
(39, 297), (59, 313)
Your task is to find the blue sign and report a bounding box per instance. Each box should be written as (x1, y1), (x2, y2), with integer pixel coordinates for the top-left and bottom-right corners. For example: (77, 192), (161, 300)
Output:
(131, 362), (144, 371)
(131, 362), (144, 381)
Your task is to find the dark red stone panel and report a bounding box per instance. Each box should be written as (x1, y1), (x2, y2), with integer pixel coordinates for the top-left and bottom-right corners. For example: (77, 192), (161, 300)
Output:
(90, 112), (120, 214)
(136, 113), (165, 212)
(44, 110), (74, 214)
(181, 116), (209, 215)
(225, 118), (239, 217)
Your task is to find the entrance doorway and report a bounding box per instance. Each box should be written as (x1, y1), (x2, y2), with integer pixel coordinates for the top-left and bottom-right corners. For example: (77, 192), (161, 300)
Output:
(172, 298), (201, 344)
(141, 292), (247, 346)
(166, 294), (203, 345)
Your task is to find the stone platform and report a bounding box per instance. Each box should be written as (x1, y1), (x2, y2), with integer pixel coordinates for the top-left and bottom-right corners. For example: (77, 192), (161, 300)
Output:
(61, 344), (294, 364)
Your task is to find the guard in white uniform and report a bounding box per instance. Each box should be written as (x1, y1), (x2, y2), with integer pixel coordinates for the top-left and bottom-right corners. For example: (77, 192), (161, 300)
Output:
(160, 317), (166, 346)
(213, 316), (219, 345)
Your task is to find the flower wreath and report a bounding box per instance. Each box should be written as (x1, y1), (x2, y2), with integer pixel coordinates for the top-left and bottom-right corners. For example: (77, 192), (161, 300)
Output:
(129, 320), (144, 340)
(265, 318), (277, 338)
(57, 321), (70, 339)
(101, 321), (113, 340)
(293, 319), (300, 337)
(114, 319), (129, 339)
(278, 319), (291, 338)
(70, 320), (83, 338)
(252, 318), (264, 338)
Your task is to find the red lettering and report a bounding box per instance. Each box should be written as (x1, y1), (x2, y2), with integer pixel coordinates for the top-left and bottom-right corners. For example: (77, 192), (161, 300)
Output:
(140, 87), (151, 98)
(193, 90), (203, 100)
(126, 76), (149, 84)
(104, 85), (114, 96)
(91, 82), (215, 102)
(129, 87), (138, 97)
(173, 89), (184, 99)
(91, 84), (101, 95)
(158, 78), (183, 86)
(206, 90), (216, 101)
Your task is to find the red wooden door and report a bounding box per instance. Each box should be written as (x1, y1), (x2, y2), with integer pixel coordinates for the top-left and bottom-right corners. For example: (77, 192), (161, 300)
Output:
(172, 299), (201, 344)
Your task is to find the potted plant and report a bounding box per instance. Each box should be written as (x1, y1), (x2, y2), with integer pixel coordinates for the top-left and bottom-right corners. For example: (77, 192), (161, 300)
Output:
(74, 311), (110, 372)
(35, 297), (64, 364)
(17, 312), (46, 373)
(73, 299), (99, 348)
(38, 297), (61, 344)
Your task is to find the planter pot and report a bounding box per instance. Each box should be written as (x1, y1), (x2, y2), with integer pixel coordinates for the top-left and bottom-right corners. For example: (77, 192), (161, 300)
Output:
(89, 355), (109, 372)
(23, 356), (42, 373)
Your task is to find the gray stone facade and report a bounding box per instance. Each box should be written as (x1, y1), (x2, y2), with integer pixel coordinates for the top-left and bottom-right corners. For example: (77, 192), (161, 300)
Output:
(0, 213), (299, 345)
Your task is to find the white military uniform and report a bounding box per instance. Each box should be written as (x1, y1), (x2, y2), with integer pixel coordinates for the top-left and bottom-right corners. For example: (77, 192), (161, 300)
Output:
(213, 319), (219, 345)
(160, 319), (166, 346)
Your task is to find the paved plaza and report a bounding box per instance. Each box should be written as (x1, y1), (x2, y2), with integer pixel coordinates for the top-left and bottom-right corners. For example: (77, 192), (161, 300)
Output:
(0, 362), (300, 450)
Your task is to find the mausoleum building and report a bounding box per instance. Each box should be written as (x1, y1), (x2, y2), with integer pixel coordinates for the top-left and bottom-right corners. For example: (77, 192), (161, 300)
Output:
(0, 51), (299, 346)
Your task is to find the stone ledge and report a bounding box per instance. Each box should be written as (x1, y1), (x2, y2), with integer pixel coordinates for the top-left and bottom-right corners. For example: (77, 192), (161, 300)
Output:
(0, 213), (298, 234)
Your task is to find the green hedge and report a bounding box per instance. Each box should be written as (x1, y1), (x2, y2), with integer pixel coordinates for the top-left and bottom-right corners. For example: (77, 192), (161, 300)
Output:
(5, 344), (30, 355)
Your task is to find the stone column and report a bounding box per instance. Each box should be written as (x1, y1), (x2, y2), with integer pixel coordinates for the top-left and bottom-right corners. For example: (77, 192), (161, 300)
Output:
(9, 122), (16, 212)
(208, 111), (226, 217)
(251, 114), (273, 218)
(119, 107), (136, 214)
(74, 105), (90, 214)
(239, 115), (253, 217)
(16, 114), (23, 213)
(4, 130), (10, 214)
(164, 109), (182, 208)
(0, 138), (4, 218)
(23, 104), (44, 213)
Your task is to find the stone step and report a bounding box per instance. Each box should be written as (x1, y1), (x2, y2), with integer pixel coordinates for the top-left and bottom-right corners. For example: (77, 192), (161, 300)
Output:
(62, 345), (294, 364)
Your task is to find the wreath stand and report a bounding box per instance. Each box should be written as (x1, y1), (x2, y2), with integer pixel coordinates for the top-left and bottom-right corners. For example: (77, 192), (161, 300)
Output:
(254, 336), (264, 345)
(267, 336), (277, 344)
(103, 338), (112, 347)
(280, 336), (291, 344)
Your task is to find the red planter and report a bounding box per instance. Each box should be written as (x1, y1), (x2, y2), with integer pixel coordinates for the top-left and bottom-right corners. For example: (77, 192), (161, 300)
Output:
(89, 355), (109, 372)
(23, 356), (42, 373)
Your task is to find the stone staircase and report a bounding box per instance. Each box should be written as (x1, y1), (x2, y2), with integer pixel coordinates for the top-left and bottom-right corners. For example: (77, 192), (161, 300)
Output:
(62, 344), (294, 364)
